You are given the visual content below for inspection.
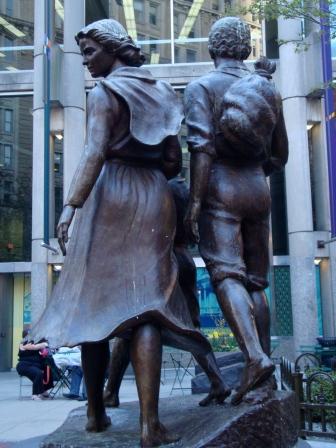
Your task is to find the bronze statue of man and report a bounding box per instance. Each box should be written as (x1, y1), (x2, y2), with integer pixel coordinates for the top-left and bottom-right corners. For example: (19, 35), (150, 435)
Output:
(32, 19), (229, 448)
(184, 17), (288, 404)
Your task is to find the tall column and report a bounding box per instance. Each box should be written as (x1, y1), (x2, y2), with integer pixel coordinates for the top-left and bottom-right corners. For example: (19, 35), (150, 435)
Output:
(63, 0), (86, 200)
(278, 17), (319, 353)
(31, 0), (53, 324)
(328, 242), (336, 334)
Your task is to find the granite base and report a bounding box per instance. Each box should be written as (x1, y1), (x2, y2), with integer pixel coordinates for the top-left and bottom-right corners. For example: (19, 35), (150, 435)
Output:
(41, 390), (298, 448)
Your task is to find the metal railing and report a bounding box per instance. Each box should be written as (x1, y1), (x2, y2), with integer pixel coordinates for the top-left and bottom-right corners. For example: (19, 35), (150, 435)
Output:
(280, 354), (336, 440)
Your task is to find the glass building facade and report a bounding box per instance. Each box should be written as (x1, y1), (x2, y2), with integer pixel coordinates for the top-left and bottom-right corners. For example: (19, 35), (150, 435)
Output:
(86, 0), (263, 65)
(0, 0), (34, 71)
(0, 95), (32, 262)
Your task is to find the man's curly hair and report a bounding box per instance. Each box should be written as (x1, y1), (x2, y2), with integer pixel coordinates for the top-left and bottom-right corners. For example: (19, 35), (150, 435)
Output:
(208, 17), (251, 61)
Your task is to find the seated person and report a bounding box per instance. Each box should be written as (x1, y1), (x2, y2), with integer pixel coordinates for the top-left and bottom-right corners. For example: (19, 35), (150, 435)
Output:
(16, 330), (53, 400)
(53, 346), (87, 401)
(63, 365), (87, 401)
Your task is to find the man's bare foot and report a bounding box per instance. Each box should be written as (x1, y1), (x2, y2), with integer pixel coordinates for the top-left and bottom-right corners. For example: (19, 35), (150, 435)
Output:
(85, 412), (111, 432)
(231, 356), (275, 406)
(103, 390), (120, 408)
(141, 421), (180, 447)
(241, 383), (274, 405)
(199, 383), (231, 406)
(255, 373), (277, 391)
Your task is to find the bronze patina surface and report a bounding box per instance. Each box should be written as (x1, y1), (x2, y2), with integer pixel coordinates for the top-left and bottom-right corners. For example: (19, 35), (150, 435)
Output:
(32, 19), (228, 447)
(103, 178), (230, 410)
(184, 17), (289, 405)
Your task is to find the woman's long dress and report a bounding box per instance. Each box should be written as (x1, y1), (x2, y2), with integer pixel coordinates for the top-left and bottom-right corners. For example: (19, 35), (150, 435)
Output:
(32, 67), (211, 354)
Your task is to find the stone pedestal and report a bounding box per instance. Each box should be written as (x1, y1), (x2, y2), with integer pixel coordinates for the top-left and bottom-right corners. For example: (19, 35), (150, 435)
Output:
(192, 351), (244, 393)
(41, 391), (298, 448)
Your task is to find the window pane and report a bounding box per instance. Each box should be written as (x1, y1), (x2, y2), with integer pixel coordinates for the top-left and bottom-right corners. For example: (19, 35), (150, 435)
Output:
(270, 171), (289, 255)
(55, 0), (64, 44)
(4, 109), (13, 133)
(86, 0), (172, 64)
(0, 96), (32, 262)
(149, 2), (158, 26)
(54, 137), (63, 232)
(173, 0), (263, 63)
(4, 144), (12, 166)
(265, 20), (279, 59)
(0, 0), (34, 71)
(6, 0), (14, 16)
(134, 0), (145, 22)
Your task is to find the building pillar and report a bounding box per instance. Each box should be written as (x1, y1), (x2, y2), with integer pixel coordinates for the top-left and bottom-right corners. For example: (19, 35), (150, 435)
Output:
(278, 17), (319, 354)
(31, 1), (85, 324)
(63, 0), (86, 199)
(31, 0), (53, 324)
(327, 242), (336, 335)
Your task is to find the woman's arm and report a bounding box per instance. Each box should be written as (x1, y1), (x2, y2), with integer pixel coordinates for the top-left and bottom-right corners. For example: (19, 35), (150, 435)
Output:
(20, 342), (48, 351)
(57, 84), (116, 255)
(65, 84), (115, 206)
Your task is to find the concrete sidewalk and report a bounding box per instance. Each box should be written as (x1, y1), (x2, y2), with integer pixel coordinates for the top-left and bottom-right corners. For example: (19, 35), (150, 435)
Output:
(0, 370), (335, 448)
(0, 368), (193, 447)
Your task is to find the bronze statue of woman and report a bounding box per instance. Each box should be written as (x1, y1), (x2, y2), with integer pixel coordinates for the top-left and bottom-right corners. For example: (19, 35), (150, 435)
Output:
(32, 19), (228, 447)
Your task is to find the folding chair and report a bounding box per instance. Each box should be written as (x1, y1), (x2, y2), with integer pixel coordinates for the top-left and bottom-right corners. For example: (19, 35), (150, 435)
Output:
(18, 375), (32, 399)
(170, 351), (195, 395)
(45, 357), (72, 398)
(161, 359), (168, 384)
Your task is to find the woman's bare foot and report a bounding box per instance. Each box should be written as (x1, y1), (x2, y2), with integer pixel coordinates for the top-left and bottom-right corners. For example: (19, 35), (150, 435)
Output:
(85, 412), (111, 432)
(103, 390), (120, 408)
(199, 383), (231, 406)
(141, 421), (180, 447)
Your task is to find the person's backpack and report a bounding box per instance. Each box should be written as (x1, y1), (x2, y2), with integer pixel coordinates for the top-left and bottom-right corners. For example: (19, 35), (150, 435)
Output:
(219, 57), (282, 162)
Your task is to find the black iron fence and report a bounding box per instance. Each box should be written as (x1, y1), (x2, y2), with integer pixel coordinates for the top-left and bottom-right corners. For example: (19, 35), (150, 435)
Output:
(280, 354), (336, 440)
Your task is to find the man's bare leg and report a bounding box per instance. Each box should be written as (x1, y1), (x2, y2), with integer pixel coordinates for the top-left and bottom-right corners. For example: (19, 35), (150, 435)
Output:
(215, 278), (274, 404)
(104, 337), (130, 407)
(130, 324), (179, 447)
(106, 338), (229, 409)
(250, 290), (270, 356)
(193, 351), (231, 406)
(250, 290), (277, 391)
(81, 341), (111, 432)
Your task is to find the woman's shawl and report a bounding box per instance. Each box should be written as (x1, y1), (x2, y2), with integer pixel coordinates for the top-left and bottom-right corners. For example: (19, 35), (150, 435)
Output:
(101, 67), (183, 146)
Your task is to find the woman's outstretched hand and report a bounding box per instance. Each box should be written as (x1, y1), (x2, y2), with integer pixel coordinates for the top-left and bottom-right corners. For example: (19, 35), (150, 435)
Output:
(57, 205), (76, 256)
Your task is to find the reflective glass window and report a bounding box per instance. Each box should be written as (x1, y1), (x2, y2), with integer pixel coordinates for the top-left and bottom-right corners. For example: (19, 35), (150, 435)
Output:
(6, 0), (13, 16)
(4, 109), (13, 134)
(4, 144), (12, 166)
(85, 1), (263, 65)
(134, 0), (145, 22)
(0, 96), (32, 262)
(86, 0), (172, 64)
(173, 0), (263, 63)
(55, 0), (64, 44)
(0, 0), (34, 71)
(54, 137), (63, 232)
(265, 20), (279, 59)
(149, 2), (158, 26)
